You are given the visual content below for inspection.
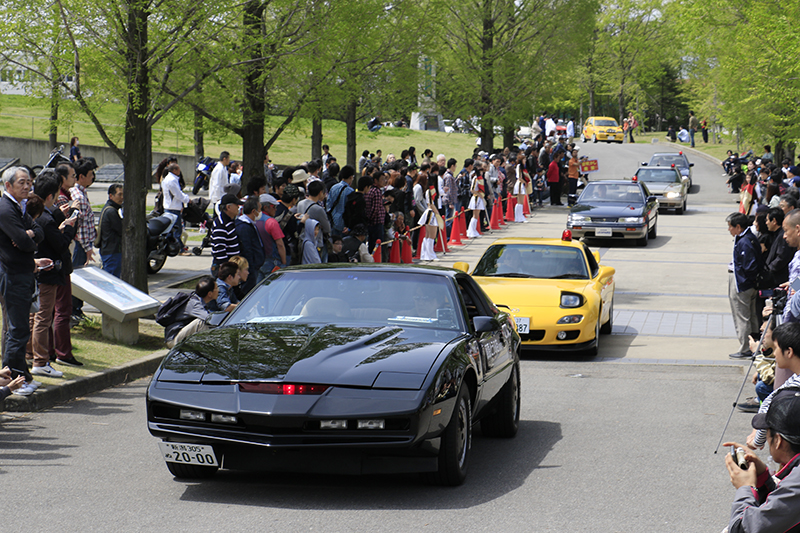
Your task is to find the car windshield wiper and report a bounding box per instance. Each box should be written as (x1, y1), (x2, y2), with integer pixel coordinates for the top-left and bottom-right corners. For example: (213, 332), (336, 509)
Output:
(549, 273), (588, 279)
(485, 272), (535, 278)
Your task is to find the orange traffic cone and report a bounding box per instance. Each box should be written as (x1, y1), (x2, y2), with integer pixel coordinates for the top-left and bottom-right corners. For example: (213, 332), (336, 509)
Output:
(434, 225), (449, 253)
(372, 240), (382, 263)
(523, 194), (531, 215)
(448, 219), (463, 246)
(414, 229), (425, 260)
(459, 208), (468, 239)
(490, 201), (501, 230)
(505, 193), (515, 221)
(498, 197), (507, 226)
(401, 232), (414, 263)
(389, 238), (401, 263)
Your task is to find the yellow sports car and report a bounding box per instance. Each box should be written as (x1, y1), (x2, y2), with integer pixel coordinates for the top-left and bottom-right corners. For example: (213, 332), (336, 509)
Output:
(581, 116), (624, 144)
(454, 233), (615, 355)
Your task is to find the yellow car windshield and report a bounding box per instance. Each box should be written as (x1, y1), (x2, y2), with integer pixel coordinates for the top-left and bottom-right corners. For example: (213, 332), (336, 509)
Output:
(473, 244), (589, 280)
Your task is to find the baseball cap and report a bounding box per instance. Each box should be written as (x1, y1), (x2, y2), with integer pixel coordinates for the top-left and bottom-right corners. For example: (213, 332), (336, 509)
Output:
(220, 193), (243, 206)
(789, 166), (800, 176)
(283, 183), (302, 199)
(223, 183), (241, 196)
(259, 193), (279, 206)
(752, 387), (800, 444)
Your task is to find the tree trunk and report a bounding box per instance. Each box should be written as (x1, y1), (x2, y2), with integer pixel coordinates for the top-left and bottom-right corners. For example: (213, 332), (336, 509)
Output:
(617, 88), (625, 124)
(479, 0), (494, 153)
(240, 0), (266, 194)
(194, 111), (204, 160)
(588, 90), (595, 118)
(345, 99), (357, 169)
(311, 116), (322, 160)
(121, 0), (149, 293)
(49, 78), (58, 148)
(502, 124), (515, 150)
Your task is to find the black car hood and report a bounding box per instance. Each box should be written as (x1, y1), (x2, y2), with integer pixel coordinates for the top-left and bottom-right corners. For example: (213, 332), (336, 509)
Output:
(158, 324), (460, 389)
(571, 202), (645, 216)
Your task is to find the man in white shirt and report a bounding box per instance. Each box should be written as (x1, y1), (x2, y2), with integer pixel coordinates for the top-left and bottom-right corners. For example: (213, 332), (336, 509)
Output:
(209, 151), (230, 204)
(566, 117), (575, 144)
(545, 116), (557, 137)
(162, 163), (190, 240)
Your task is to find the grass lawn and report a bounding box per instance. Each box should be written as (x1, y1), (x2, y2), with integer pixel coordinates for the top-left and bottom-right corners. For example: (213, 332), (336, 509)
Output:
(0, 94), (488, 166)
(1, 312), (166, 388)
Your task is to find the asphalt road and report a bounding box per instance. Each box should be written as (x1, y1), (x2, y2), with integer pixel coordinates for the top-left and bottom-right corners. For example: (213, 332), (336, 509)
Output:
(1, 140), (759, 531)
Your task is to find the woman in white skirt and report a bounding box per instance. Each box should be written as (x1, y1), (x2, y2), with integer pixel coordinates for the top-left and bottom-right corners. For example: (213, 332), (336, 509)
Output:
(467, 168), (486, 238)
(513, 152), (529, 222)
(415, 173), (440, 261)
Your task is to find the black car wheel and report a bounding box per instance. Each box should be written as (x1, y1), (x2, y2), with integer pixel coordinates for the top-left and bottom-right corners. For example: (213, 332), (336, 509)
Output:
(637, 227), (649, 247)
(648, 219), (657, 239)
(581, 134), (586, 143)
(588, 314), (600, 356)
(676, 198), (686, 215)
(592, 134), (597, 143)
(147, 252), (167, 274)
(425, 384), (472, 486)
(480, 362), (520, 438)
(600, 298), (614, 334)
(166, 461), (218, 479)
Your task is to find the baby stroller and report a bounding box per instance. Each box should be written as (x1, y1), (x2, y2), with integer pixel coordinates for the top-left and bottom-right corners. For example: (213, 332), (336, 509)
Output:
(182, 197), (213, 256)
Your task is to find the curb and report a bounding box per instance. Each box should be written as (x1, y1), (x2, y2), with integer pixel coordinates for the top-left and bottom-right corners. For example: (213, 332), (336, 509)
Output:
(0, 350), (167, 413)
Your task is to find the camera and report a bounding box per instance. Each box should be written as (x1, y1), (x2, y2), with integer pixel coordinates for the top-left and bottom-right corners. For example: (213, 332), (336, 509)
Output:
(730, 446), (748, 470)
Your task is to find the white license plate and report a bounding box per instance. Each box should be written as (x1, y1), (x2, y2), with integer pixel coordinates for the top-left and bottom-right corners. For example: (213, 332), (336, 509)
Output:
(158, 442), (219, 466)
(595, 228), (613, 237)
(515, 317), (530, 334)
(608, 135), (615, 140)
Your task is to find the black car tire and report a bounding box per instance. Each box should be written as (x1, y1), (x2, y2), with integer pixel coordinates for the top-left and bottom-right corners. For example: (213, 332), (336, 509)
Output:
(581, 134), (586, 143)
(676, 198), (686, 215)
(648, 219), (657, 239)
(592, 134), (597, 143)
(588, 316), (600, 356)
(480, 362), (520, 438)
(600, 298), (614, 335)
(166, 461), (218, 479)
(147, 252), (167, 274)
(425, 384), (472, 486)
(637, 227), (649, 247)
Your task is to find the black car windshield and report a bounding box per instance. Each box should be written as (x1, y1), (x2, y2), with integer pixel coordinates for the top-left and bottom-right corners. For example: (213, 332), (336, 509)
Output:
(226, 270), (464, 331)
(636, 169), (681, 183)
(650, 155), (687, 168)
(580, 182), (643, 203)
(473, 244), (589, 280)
(595, 119), (619, 127)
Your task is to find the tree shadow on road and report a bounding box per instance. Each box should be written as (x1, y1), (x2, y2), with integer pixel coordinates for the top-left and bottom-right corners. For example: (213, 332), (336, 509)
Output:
(177, 420), (562, 510)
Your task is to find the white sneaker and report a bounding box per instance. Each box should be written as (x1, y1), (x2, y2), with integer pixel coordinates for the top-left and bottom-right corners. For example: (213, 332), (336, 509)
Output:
(27, 380), (41, 389)
(12, 385), (34, 396)
(31, 364), (63, 378)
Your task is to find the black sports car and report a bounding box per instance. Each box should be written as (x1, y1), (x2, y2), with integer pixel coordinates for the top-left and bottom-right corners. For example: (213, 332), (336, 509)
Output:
(147, 264), (521, 486)
(566, 179), (659, 246)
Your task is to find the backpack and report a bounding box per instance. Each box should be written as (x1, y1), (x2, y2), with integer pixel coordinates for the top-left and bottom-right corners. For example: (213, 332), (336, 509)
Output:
(155, 292), (192, 327)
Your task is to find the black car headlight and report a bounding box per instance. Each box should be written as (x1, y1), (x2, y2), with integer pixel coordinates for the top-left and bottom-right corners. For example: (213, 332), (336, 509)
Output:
(560, 292), (584, 308)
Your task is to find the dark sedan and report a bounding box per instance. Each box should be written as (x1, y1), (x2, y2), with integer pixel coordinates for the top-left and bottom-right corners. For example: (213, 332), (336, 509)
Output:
(147, 265), (521, 486)
(566, 179), (659, 246)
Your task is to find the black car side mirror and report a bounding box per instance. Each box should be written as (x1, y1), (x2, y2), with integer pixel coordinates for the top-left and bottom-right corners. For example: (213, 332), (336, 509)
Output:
(689, 163), (694, 167)
(641, 162), (648, 166)
(205, 311), (229, 328)
(647, 196), (657, 203)
(474, 316), (498, 333)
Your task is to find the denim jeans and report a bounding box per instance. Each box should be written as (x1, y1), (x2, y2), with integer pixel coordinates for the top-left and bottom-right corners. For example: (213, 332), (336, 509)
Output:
(445, 205), (455, 238)
(72, 244), (88, 314)
(0, 269), (35, 378)
(755, 376), (773, 403)
(102, 253), (122, 278)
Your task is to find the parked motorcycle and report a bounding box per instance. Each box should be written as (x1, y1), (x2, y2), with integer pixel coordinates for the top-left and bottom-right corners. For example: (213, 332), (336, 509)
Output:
(31, 145), (73, 175)
(147, 212), (183, 274)
(191, 156), (215, 195)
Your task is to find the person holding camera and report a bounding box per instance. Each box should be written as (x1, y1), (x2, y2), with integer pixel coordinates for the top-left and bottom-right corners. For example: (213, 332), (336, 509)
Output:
(30, 170), (80, 373)
(722, 386), (800, 533)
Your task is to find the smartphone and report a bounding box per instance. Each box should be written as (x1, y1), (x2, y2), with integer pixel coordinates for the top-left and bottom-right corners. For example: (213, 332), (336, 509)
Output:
(68, 210), (80, 220)
(730, 445), (748, 470)
(792, 277), (800, 293)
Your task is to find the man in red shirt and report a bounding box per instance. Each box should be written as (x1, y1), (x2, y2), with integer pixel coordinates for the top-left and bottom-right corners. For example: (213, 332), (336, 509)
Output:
(256, 194), (286, 280)
(547, 155), (563, 206)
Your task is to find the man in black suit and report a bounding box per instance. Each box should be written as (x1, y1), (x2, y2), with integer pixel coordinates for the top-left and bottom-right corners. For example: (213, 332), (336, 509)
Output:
(765, 208), (794, 286)
(0, 167), (44, 394)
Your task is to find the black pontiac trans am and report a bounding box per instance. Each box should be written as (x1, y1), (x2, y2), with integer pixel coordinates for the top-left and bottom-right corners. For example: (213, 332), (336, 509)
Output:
(147, 264), (521, 486)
